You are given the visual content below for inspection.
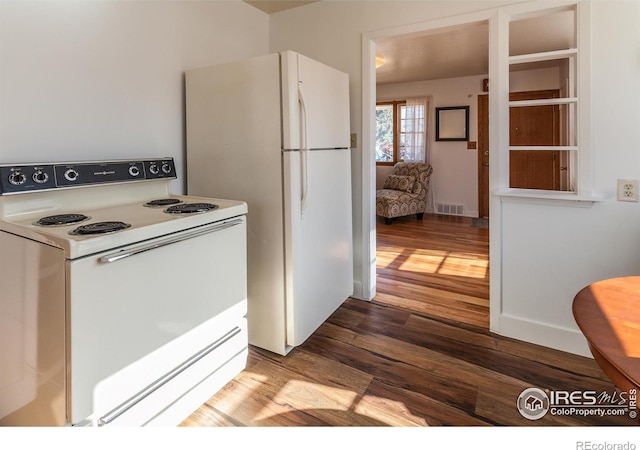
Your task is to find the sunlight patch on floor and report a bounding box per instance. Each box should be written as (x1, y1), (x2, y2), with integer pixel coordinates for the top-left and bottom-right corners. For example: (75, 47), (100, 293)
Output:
(220, 374), (427, 426)
(377, 248), (489, 279)
(437, 253), (489, 279)
(355, 394), (429, 426)
(268, 380), (426, 426)
(270, 380), (358, 416)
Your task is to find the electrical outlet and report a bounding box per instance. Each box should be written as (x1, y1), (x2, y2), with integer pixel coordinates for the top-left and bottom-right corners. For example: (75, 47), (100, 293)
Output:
(617, 179), (639, 202)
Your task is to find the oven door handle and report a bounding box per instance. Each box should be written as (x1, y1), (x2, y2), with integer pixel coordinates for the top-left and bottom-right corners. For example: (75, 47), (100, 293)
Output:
(98, 326), (242, 426)
(98, 218), (244, 264)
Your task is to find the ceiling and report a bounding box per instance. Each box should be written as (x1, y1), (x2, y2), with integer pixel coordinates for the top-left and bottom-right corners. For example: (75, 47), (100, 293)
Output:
(376, 21), (490, 85)
(243, 1), (319, 14)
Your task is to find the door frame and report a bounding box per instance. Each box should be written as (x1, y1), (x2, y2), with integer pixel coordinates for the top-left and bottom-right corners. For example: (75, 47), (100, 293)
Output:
(361, 8), (495, 312)
(478, 94), (489, 219)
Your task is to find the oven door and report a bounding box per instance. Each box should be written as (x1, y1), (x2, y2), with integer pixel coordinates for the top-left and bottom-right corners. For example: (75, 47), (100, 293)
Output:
(66, 216), (247, 426)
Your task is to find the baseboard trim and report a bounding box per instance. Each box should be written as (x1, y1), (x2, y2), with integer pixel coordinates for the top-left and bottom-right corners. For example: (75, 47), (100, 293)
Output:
(494, 314), (592, 358)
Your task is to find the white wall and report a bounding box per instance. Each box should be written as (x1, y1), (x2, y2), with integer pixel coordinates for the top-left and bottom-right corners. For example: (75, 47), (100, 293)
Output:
(510, 66), (561, 92)
(0, 1), (268, 193)
(270, 0), (640, 357)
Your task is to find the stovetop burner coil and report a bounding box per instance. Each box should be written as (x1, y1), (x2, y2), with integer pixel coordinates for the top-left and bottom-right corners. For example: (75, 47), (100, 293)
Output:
(69, 221), (131, 235)
(164, 203), (218, 214)
(35, 213), (91, 227)
(144, 198), (183, 207)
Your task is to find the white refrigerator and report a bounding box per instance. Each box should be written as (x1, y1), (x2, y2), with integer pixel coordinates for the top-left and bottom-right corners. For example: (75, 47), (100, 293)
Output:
(185, 51), (353, 356)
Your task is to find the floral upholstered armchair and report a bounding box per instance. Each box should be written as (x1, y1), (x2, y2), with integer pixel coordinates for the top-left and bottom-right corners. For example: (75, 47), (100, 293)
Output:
(376, 162), (433, 225)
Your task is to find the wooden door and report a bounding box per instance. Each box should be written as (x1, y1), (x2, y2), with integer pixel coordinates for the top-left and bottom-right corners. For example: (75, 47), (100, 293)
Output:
(509, 90), (560, 190)
(478, 94), (489, 218)
(477, 89), (564, 215)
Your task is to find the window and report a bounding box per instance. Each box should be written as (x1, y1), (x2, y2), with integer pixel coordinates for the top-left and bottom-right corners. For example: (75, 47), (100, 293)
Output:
(400, 101), (427, 160)
(375, 101), (406, 164)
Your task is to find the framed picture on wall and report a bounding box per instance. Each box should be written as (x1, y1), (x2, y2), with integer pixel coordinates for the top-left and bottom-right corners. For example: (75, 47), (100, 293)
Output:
(435, 106), (469, 141)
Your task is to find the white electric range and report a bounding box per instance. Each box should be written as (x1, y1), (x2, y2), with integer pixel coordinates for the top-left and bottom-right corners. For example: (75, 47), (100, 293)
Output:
(0, 158), (248, 427)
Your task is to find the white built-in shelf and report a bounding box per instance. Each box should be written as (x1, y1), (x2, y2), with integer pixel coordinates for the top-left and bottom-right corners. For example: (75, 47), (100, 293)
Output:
(492, 188), (605, 208)
(509, 48), (578, 65)
(509, 97), (578, 107)
(509, 146), (579, 151)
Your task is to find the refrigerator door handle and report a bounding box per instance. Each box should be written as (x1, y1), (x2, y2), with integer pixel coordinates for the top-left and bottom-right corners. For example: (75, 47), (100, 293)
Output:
(299, 88), (309, 214)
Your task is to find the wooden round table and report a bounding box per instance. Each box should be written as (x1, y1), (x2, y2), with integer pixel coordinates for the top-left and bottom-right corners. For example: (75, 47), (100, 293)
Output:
(573, 276), (640, 393)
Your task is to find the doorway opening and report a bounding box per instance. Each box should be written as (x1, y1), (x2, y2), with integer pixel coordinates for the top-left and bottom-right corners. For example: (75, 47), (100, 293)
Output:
(371, 19), (491, 329)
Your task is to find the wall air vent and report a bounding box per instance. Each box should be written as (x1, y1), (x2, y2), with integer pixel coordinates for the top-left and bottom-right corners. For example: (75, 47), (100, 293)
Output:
(436, 203), (464, 216)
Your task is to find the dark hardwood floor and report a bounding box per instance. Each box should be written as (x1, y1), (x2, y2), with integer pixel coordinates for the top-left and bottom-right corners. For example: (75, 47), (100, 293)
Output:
(181, 213), (635, 427)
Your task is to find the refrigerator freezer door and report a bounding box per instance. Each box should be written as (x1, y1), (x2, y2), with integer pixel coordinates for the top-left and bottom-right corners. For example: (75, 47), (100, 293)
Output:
(281, 51), (350, 151)
(283, 148), (354, 347)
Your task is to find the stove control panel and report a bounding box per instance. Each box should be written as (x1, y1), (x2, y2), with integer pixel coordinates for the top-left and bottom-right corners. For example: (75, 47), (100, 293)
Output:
(0, 158), (177, 194)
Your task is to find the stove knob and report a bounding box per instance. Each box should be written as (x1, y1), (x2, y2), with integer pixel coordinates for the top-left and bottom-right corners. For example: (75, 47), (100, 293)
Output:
(8, 170), (27, 186)
(161, 163), (172, 174)
(64, 168), (79, 182)
(128, 165), (140, 177)
(149, 163), (159, 175)
(32, 170), (49, 184)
